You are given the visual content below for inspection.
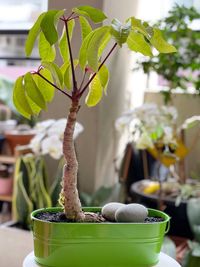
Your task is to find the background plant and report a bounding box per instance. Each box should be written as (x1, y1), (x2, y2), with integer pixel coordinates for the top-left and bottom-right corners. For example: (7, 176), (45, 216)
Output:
(182, 198), (200, 267)
(137, 5), (200, 103)
(13, 5), (176, 221)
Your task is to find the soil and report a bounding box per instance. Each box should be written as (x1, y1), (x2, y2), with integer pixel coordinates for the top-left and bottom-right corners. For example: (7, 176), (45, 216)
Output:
(35, 211), (164, 223)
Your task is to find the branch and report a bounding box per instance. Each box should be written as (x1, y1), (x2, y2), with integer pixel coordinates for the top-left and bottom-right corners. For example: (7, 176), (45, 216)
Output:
(64, 19), (77, 93)
(79, 69), (88, 91)
(79, 43), (118, 97)
(68, 16), (79, 21)
(36, 72), (72, 99)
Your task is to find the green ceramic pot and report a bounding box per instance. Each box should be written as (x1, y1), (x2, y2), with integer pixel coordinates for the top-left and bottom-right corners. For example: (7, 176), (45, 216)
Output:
(31, 207), (170, 267)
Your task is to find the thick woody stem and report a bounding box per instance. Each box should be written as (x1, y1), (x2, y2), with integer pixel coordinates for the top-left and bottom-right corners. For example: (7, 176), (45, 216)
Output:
(62, 99), (84, 221)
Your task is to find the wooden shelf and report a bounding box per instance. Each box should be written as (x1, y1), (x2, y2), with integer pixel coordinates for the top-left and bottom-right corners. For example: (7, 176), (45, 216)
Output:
(0, 194), (12, 202)
(0, 155), (15, 164)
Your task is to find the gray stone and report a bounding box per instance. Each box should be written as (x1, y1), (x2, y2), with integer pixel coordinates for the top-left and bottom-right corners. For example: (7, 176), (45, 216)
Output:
(115, 204), (148, 222)
(102, 202), (125, 221)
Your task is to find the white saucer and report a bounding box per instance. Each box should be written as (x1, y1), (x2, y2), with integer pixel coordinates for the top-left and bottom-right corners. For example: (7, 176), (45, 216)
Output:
(23, 252), (181, 267)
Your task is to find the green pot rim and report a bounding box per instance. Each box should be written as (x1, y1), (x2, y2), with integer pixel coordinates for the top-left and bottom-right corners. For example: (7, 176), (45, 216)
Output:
(31, 206), (170, 226)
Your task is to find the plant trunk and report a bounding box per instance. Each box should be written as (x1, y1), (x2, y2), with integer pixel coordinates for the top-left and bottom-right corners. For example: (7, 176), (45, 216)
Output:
(62, 99), (84, 221)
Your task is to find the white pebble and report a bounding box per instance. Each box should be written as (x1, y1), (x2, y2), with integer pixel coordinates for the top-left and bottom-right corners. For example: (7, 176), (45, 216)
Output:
(102, 202), (125, 221)
(115, 204), (148, 222)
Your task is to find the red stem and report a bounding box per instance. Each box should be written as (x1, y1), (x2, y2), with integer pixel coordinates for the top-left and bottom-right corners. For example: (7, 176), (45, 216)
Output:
(68, 16), (79, 21)
(79, 43), (118, 97)
(64, 19), (77, 93)
(36, 72), (72, 99)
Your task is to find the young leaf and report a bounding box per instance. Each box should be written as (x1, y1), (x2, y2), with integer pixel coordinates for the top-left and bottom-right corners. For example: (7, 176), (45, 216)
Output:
(41, 61), (63, 88)
(63, 59), (79, 90)
(98, 65), (109, 94)
(13, 76), (33, 119)
(73, 5), (107, 23)
(79, 16), (92, 40)
(40, 9), (64, 45)
(87, 26), (110, 71)
(150, 28), (177, 53)
(111, 19), (131, 46)
(79, 30), (95, 70)
(25, 12), (46, 57)
(85, 75), (103, 107)
(59, 19), (75, 62)
(33, 69), (55, 102)
(24, 72), (46, 110)
(130, 17), (149, 38)
(126, 30), (153, 56)
(39, 32), (56, 61)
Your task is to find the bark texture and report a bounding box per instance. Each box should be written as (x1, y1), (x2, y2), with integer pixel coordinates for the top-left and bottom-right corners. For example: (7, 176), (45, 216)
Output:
(62, 100), (85, 221)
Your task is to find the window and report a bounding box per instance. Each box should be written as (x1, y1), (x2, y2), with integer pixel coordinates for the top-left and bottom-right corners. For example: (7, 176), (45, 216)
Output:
(0, 0), (48, 32)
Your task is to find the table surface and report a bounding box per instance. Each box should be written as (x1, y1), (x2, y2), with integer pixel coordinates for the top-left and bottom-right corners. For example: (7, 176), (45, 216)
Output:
(23, 252), (181, 267)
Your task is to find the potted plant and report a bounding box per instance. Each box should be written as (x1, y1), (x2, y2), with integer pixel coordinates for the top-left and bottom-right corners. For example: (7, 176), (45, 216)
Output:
(0, 103), (17, 152)
(0, 164), (13, 195)
(116, 103), (200, 238)
(13, 5), (176, 267)
(137, 5), (200, 103)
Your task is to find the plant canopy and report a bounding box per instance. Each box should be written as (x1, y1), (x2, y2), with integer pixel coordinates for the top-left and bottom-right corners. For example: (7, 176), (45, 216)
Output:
(13, 5), (176, 221)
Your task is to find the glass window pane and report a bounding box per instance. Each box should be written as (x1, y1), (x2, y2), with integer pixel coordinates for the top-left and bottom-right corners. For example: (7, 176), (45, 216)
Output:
(0, 0), (48, 31)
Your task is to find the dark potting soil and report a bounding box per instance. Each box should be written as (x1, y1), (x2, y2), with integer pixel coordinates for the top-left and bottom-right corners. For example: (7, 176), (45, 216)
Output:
(35, 211), (164, 223)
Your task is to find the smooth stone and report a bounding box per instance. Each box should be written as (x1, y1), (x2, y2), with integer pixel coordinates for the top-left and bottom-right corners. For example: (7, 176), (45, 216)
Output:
(102, 202), (125, 221)
(115, 204), (148, 222)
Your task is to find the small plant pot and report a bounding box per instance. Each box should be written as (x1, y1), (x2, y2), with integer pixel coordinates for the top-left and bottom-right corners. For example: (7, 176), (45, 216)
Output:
(31, 207), (170, 267)
(0, 134), (5, 153)
(5, 130), (35, 154)
(0, 177), (13, 195)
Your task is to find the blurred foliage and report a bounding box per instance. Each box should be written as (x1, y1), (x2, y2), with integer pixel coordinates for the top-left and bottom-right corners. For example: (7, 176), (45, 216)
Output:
(80, 183), (123, 207)
(138, 5), (200, 103)
(12, 154), (63, 229)
(182, 198), (200, 266)
(161, 237), (176, 259)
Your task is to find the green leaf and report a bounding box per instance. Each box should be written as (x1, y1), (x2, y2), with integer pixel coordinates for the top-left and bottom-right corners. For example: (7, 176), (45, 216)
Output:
(79, 30), (95, 70)
(15, 171), (33, 225)
(127, 30), (153, 56)
(150, 28), (177, 53)
(26, 96), (41, 115)
(98, 32), (112, 57)
(40, 9), (64, 45)
(39, 32), (56, 61)
(87, 26), (110, 71)
(41, 61), (63, 88)
(79, 16), (92, 40)
(59, 19), (75, 62)
(25, 12), (46, 56)
(13, 76), (33, 119)
(63, 59), (79, 90)
(73, 5), (107, 23)
(98, 64), (109, 94)
(85, 74), (103, 107)
(130, 17), (150, 38)
(33, 69), (55, 102)
(24, 72), (46, 110)
(111, 19), (131, 46)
